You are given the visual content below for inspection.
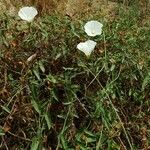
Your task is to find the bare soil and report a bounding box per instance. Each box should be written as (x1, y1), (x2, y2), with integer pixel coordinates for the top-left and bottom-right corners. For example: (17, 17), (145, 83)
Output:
(1, 0), (118, 20)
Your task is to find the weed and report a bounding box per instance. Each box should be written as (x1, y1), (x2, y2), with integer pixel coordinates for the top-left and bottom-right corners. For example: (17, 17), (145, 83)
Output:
(0, 1), (150, 150)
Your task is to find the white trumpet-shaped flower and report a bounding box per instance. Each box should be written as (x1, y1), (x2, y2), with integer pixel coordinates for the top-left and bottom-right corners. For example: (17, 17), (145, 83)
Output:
(84, 20), (103, 37)
(77, 40), (97, 56)
(18, 6), (38, 22)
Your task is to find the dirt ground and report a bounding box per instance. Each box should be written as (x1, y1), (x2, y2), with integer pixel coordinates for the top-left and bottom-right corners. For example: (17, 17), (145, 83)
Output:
(0, 0), (118, 20)
(1, 0), (148, 22)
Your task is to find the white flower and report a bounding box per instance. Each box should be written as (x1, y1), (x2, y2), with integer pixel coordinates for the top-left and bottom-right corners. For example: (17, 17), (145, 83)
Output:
(18, 6), (38, 22)
(77, 40), (97, 56)
(84, 20), (103, 37)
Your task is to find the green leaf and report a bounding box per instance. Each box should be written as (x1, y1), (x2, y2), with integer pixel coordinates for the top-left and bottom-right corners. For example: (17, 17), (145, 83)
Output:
(0, 126), (5, 136)
(30, 137), (40, 150)
(44, 112), (52, 130)
(86, 137), (96, 143)
(47, 75), (57, 84)
(142, 75), (150, 91)
(60, 134), (68, 150)
(39, 61), (45, 73)
(30, 84), (41, 115)
(51, 90), (59, 101)
(1, 105), (11, 114)
(33, 69), (41, 81)
(70, 23), (80, 37)
(31, 99), (41, 115)
(84, 130), (95, 137)
(110, 64), (115, 72)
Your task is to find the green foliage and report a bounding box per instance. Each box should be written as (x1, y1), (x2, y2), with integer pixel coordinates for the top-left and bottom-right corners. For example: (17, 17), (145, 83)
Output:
(0, 2), (150, 150)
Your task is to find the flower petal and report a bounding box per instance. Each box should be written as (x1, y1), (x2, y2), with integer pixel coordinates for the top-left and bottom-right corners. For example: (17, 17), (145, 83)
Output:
(18, 6), (38, 22)
(84, 20), (103, 37)
(77, 40), (97, 56)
